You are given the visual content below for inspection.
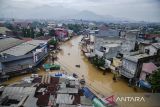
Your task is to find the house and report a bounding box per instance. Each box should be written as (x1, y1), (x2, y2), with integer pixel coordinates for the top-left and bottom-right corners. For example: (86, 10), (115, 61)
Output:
(120, 30), (138, 55)
(138, 34), (160, 40)
(95, 24), (119, 37)
(140, 62), (158, 80)
(92, 36), (122, 69)
(55, 28), (69, 41)
(94, 43), (121, 69)
(144, 43), (160, 56)
(94, 37), (121, 59)
(0, 38), (48, 79)
(119, 53), (151, 79)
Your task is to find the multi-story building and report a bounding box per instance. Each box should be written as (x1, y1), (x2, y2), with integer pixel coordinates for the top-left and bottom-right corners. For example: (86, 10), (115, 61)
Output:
(0, 37), (48, 80)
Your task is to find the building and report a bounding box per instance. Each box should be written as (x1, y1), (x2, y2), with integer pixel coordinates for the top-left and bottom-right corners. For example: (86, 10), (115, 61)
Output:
(95, 24), (119, 37)
(138, 34), (160, 40)
(0, 37), (24, 52)
(120, 30), (138, 55)
(140, 62), (158, 81)
(119, 53), (152, 79)
(55, 28), (69, 41)
(94, 37), (122, 59)
(0, 38), (48, 79)
(0, 74), (94, 107)
(143, 43), (160, 56)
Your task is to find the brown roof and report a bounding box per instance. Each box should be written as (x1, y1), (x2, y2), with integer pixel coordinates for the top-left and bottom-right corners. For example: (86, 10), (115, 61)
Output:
(37, 94), (49, 106)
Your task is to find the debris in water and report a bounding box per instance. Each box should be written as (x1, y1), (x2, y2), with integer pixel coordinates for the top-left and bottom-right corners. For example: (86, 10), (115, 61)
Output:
(75, 65), (80, 68)
(80, 78), (85, 85)
(73, 73), (78, 78)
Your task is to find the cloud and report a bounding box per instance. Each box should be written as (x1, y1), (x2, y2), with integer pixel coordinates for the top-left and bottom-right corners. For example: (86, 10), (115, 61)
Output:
(0, 0), (160, 22)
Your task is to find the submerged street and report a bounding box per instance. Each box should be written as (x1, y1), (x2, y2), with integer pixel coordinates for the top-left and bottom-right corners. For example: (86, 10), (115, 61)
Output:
(1, 1), (159, 106)
(56, 36), (145, 96)
(3, 36), (145, 96)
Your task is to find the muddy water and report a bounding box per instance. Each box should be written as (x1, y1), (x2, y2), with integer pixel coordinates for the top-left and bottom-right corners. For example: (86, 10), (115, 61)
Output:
(2, 36), (145, 95)
(2, 68), (46, 84)
(56, 36), (145, 96)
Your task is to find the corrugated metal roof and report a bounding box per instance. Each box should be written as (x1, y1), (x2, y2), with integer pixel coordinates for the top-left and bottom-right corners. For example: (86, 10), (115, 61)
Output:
(2, 87), (36, 101)
(57, 88), (78, 94)
(1, 40), (46, 56)
(56, 94), (74, 104)
(0, 37), (23, 52)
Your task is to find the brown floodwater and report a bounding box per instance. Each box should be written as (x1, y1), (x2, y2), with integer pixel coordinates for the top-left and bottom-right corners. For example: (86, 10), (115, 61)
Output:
(56, 36), (145, 95)
(2, 36), (145, 95)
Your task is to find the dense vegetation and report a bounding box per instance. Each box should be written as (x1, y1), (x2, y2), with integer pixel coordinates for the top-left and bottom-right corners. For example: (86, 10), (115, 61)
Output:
(148, 69), (160, 93)
(92, 55), (105, 68)
(67, 24), (83, 34)
(48, 39), (58, 46)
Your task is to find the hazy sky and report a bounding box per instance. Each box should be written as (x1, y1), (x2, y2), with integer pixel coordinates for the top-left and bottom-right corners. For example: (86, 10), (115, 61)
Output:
(0, 0), (160, 22)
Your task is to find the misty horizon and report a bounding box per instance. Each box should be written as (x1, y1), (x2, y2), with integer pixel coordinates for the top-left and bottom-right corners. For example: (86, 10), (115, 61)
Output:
(0, 0), (160, 22)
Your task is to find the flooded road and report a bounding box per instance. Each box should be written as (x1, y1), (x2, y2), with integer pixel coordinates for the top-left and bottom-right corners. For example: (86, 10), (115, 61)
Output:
(2, 36), (145, 96)
(56, 36), (145, 96)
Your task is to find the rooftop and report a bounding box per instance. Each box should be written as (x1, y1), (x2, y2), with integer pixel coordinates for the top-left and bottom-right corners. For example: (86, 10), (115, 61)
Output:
(0, 37), (24, 52)
(152, 43), (160, 49)
(142, 62), (158, 73)
(0, 74), (94, 107)
(124, 53), (150, 62)
(1, 40), (46, 56)
(103, 43), (120, 48)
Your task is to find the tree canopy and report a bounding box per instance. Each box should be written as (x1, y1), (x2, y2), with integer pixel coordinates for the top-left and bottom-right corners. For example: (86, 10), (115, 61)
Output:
(148, 69), (160, 92)
(93, 55), (105, 68)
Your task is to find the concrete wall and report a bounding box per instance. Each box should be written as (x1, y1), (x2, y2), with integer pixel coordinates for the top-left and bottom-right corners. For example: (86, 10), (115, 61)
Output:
(144, 46), (157, 56)
(120, 59), (137, 78)
(2, 57), (34, 73)
(97, 29), (119, 37)
(1, 45), (48, 74)
(104, 46), (121, 59)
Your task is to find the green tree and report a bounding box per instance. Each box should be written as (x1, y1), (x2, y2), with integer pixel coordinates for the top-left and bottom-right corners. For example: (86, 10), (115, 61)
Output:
(148, 69), (160, 93)
(30, 27), (35, 38)
(48, 39), (58, 46)
(22, 28), (27, 37)
(93, 55), (105, 68)
(67, 24), (83, 34)
(4, 22), (13, 30)
(26, 28), (31, 37)
(39, 28), (44, 36)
